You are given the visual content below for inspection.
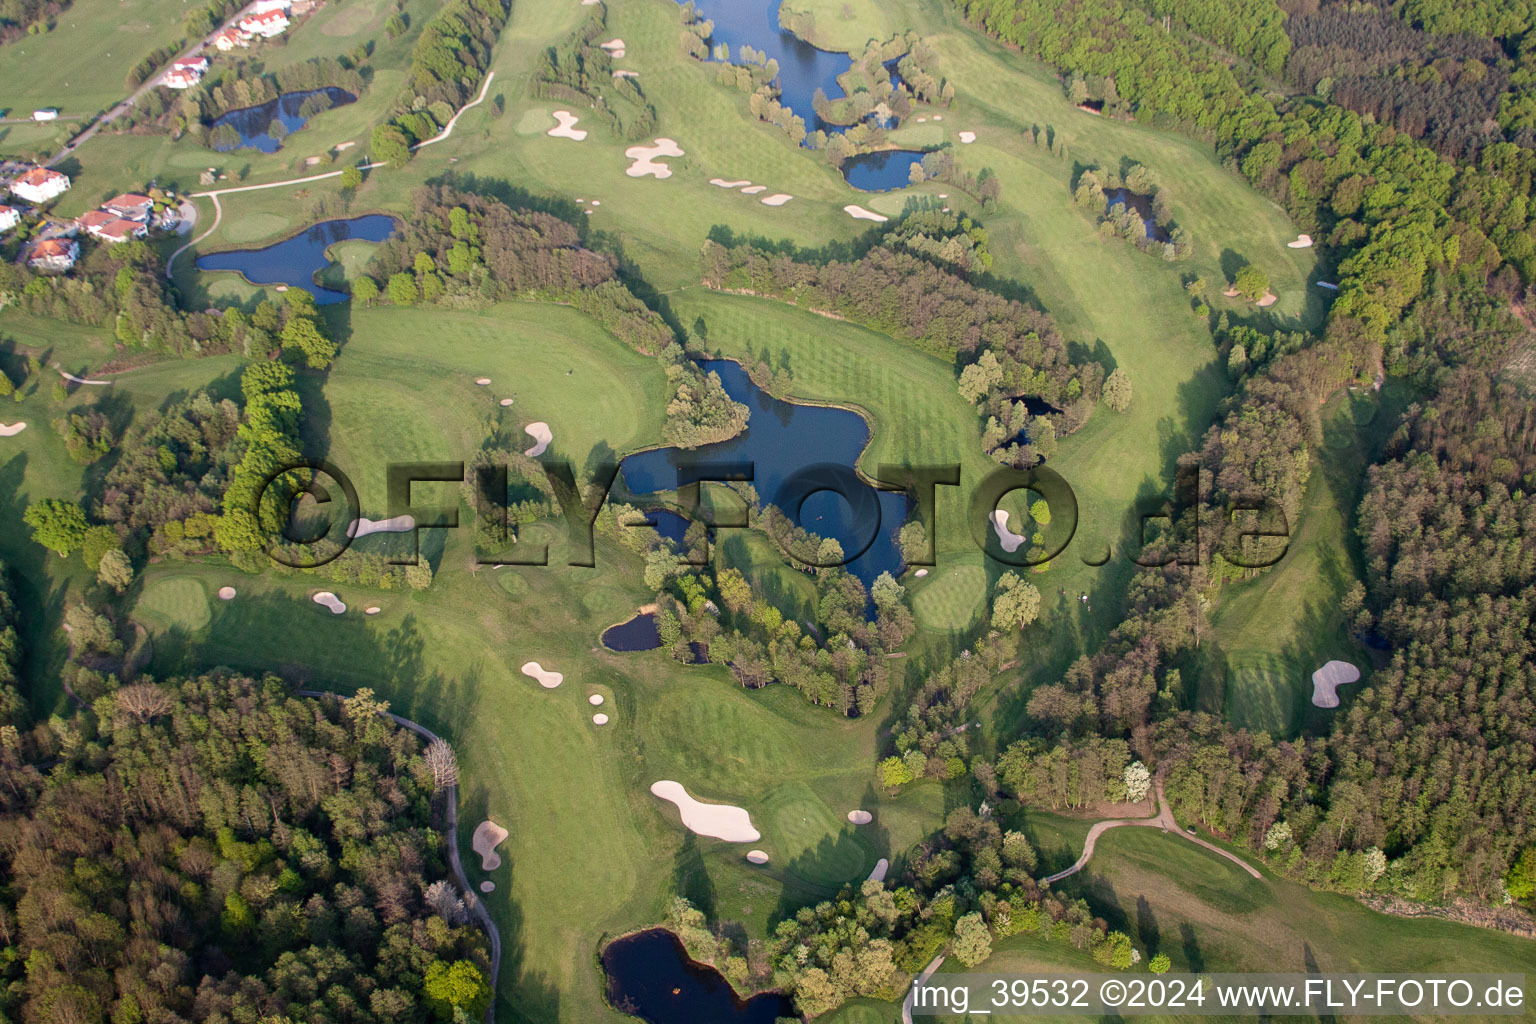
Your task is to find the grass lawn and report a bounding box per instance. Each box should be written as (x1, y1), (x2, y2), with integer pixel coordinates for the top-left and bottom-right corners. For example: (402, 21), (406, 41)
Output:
(911, 555), (986, 633)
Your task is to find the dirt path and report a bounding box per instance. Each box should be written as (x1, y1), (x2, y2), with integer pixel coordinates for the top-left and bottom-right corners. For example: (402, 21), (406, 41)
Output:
(1043, 779), (1261, 883)
(298, 689), (500, 1024)
(902, 955), (946, 1024)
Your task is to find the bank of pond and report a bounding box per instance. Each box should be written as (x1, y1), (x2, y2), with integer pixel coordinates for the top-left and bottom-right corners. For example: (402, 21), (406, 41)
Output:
(601, 611), (661, 652)
(196, 214), (399, 304)
(602, 929), (794, 1024)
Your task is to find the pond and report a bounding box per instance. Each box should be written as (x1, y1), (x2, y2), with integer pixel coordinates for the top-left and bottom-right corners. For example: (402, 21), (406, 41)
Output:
(680, 0), (897, 140)
(603, 929), (795, 1024)
(620, 360), (908, 591)
(602, 612), (662, 652)
(208, 87), (355, 153)
(197, 214), (399, 304)
(1105, 188), (1170, 242)
(841, 148), (927, 191)
(644, 508), (692, 549)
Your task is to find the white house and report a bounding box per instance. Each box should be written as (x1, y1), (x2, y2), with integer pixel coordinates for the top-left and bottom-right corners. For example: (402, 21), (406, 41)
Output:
(0, 206), (19, 233)
(249, 0), (290, 13)
(238, 8), (289, 36)
(163, 55), (210, 90)
(28, 238), (78, 271)
(31, 108), (59, 122)
(9, 167), (69, 204)
(104, 193), (155, 221)
(213, 28), (246, 51)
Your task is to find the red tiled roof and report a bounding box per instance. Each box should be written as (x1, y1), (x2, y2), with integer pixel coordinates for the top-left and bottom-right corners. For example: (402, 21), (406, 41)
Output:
(77, 210), (115, 229)
(96, 218), (144, 241)
(32, 239), (75, 259)
(244, 9), (286, 24)
(16, 167), (64, 187)
(105, 193), (152, 209)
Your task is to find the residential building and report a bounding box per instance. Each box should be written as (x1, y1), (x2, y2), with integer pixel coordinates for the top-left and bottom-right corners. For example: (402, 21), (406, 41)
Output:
(213, 28), (246, 51)
(31, 108), (59, 121)
(8, 167), (69, 204)
(28, 238), (78, 271)
(163, 58), (210, 90)
(77, 210), (147, 243)
(103, 193), (155, 221)
(249, 0), (290, 13)
(0, 206), (18, 233)
(239, 8), (289, 37)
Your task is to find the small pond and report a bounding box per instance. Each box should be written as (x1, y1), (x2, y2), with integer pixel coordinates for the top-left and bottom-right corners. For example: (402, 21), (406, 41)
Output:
(841, 149), (927, 191)
(1105, 188), (1170, 242)
(620, 360), (907, 591)
(644, 508), (692, 549)
(208, 87), (355, 153)
(603, 928), (794, 1024)
(602, 612), (662, 652)
(197, 214), (399, 304)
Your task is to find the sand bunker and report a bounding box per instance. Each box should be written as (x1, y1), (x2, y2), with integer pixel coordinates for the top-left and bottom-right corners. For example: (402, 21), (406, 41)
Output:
(760, 193), (793, 206)
(710, 178), (751, 188)
(746, 850), (769, 864)
(740, 185), (767, 194)
(1287, 234), (1313, 249)
(216, 587), (237, 602)
(312, 592), (346, 614)
(867, 858), (889, 882)
(366, 606), (381, 615)
(500, 398), (514, 407)
(1311, 660), (1361, 708)
(613, 69), (639, 79)
(348, 514), (416, 539)
(522, 661), (563, 688)
(1258, 292), (1278, 307)
(844, 204), (888, 222)
(989, 510), (1026, 553)
(625, 138), (683, 178)
(914, 568), (929, 578)
(0, 423), (26, 437)
(589, 694), (605, 706)
(958, 130), (976, 143)
(480, 881), (495, 893)
(847, 810), (873, 825)
(933, 114), (943, 121)
(548, 110), (588, 141)
(1222, 287), (1241, 298)
(650, 781), (761, 842)
(524, 421), (552, 457)
(938, 193), (948, 198)
(600, 38), (625, 57)
(472, 820), (509, 871)
(475, 377), (491, 385)
(592, 713), (609, 725)
(591, 200), (601, 206)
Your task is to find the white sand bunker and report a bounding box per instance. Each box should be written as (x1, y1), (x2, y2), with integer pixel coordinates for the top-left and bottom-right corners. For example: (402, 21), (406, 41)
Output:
(1311, 660), (1361, 708)
(348, 514), (416, 538)
(1287, 234), (1313, 249)
(710, 178), (751, 188)
(589, 694), (605, 705)
(548, 111), (587, 141)
(740, 184), (767, 194)
(989, 509), (1026, 553)
(1258, 292), (1279, 307)
(914, 569), (929, 578)
(217, 586), (237, 600)
(472, 820), (509, 871)
(958, 130), (976, 143)
(500, 398), (514, 407)
(650, 780), (761, 842)
(524, 421), (552, 457)
(0, 423), (26, 437)
(592, 713), (609, 725)
(600, 37), (625, 57)
(613, 69), (639, 79)
(761, 193), (793, 206)
(746, 850), (769, 864)
(625, 138), (684, 178)
(933, 114), (943, 121)
(867, 857), (889, 882)
(476, 377), (491, 385)
(366, 606), (381, 615)
(480, 881), (495, 893)
(313, 591), (346, 614)
(522, 661), (563, 688)
(847, 809), (873, 825)
(844, 204), (888, 222)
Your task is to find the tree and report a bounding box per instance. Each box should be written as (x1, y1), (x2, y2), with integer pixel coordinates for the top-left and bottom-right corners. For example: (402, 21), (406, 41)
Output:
(388, 272), (420, 305)
(280, 315), (336, 368)
(425, 738), (458, 791)
(1149, 953), (1171, 974)
(991, 572), (1041, 630)
(423, 960), (489, 1020)
(952, 912), (993, 967)
(958, 351), (1003, 404)
(898, 520), (928, 563)
(115, 683), (172, 722)
(1001, 830), (1037, 872)
(406, 562), (433, 590)
(1232, 263), (1269, 302)
(340, 165), (364, 190)
(80, 524), (120, 570)
(880, 755), (913, 788)
(1507, 848), (1536, 908)
(1103, 367), (1133, 412)
(1123, 761), (1151, 802)
(371, 123), (412, 168)
(97, 548), (134, 592)
(23, 499), (88, 557)
(352, 276), (379, 304)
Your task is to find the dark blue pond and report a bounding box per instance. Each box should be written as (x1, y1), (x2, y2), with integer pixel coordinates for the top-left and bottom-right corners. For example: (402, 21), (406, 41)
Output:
(621, 360), (907, 590)
(603, 612), (662, 652)
(1106, 188), (1170, 242)
(197, 214), (399, 304)
(842, 148), (927, 191)
(603, 929), (795, 1024)
(645, 508), (692, 548)
(209, 87), (355, 153)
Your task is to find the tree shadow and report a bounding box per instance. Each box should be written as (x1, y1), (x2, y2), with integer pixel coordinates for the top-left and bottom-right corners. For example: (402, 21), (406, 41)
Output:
(1135, 894), (1160, 956)
(673, 833), (718, 922)
(1179, 922), (1204, 973)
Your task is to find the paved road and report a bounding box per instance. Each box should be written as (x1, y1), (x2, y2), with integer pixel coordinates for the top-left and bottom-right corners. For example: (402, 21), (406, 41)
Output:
(299, 689), (501, 1024)
(1043, 779), (1262, 883)
(46, 4), (258, 169)
(166, 71), (496, 278)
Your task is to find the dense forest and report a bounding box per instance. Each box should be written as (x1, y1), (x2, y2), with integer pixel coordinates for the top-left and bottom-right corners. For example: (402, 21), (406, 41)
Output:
(0, 0), (66, 43)
(0, 673), (493, 1023)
